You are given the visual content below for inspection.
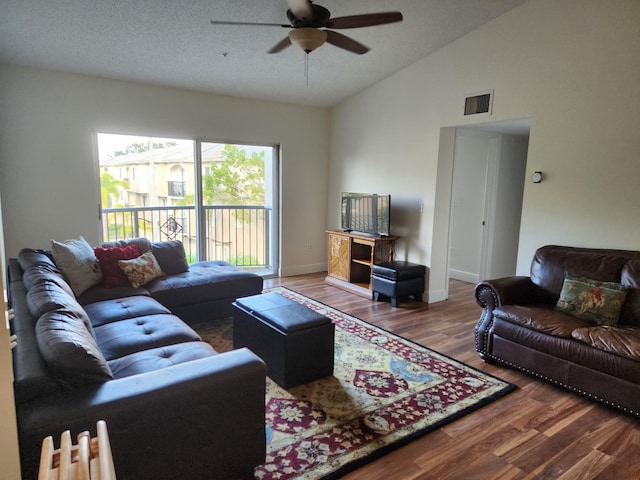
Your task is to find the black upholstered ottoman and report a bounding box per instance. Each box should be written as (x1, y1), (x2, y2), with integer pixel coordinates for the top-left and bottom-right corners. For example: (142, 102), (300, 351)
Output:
(372, 261), (426, 307)
(232, 292), (334, 389)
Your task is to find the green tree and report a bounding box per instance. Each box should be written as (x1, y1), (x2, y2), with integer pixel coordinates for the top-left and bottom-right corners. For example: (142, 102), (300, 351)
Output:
(101, 172), (139, 240)
(179, 145), (265, 206)
(100, 171), (129, 208)
(208, 145), (265, 205)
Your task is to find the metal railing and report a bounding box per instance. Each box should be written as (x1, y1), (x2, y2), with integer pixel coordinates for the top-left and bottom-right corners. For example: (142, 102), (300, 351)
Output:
(102, 205), (271, 269)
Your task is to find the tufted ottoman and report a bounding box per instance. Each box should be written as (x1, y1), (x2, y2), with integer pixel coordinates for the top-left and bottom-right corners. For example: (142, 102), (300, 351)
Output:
(372, 261), (426, 307)
(232, 292), (334, 389)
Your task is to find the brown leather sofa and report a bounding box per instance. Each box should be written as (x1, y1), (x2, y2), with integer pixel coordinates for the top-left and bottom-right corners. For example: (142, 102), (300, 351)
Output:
(10, 241), (266, 479)
(475, 245), (640, 416)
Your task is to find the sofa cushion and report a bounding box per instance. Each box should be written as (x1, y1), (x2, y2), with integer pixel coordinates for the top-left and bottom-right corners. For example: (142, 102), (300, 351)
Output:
(26, 279), (80, 318)
(555, 274), (628, 326)
(107, 341), (217, 378)
(94, 244), (141, 288)
(84, 296), (171, 328)
(146, 261), (263, 310)
(493, 315), (640, 384)
(102, 237), (152, 254)
(35, 308), (113, 387)
(17, 248), (57, 272)
(94, 314), (202, 361)
(530, 246), (637, 303)
(23, 267), (73, 295)
(494, 305), (590, 338)
(151, 240), (189, 275)
(51, 236), (103, 296)
(118, 251), (164, 288)
(572, 325), (640, 361)
(76, 283), (150, 306)
(9, 276), (65, 403)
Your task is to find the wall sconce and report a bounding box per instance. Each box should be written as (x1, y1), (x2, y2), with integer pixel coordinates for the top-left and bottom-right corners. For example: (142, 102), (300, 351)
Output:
(531, 171), (543, 183)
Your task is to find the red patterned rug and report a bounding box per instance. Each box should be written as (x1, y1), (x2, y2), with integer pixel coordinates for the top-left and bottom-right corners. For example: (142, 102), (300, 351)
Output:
(194, 287), (515, 479)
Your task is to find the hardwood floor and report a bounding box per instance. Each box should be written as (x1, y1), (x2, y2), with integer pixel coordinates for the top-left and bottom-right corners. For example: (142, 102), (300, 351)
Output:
(264, 273), (640, 480)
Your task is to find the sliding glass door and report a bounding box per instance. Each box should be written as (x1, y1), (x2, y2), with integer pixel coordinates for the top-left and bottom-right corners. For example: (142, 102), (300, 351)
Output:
(97, 133), (277, 274)
(198, 142), (275, 270)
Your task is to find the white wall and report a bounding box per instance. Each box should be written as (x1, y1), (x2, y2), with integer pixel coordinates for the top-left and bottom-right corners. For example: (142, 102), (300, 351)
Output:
(0, 66), (330, 275)
(330, 0), (640, 301)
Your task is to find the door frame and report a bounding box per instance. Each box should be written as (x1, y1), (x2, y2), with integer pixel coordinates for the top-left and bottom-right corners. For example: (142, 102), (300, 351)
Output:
(431, 119), (530, 302)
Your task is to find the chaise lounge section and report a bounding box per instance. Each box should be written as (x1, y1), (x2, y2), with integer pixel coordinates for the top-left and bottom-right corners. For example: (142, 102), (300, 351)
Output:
(10, 238), (266, 479)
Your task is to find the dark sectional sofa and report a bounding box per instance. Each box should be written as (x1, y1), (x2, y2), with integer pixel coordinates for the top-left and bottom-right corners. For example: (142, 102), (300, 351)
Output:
(9, 238), (266, 479)
(475, 245), (640, 416)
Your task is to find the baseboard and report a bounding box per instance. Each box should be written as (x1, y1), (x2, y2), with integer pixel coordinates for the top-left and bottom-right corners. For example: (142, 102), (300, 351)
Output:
(280, 263), (327, 277)
(449, 269), (479, 284)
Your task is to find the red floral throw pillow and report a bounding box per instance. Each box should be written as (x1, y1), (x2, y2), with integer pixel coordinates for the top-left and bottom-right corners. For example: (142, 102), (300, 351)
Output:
(94, 244), (140, 288)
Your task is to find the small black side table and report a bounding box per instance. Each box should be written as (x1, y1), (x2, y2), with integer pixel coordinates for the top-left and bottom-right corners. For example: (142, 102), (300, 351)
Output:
(371, 261), (426, 307)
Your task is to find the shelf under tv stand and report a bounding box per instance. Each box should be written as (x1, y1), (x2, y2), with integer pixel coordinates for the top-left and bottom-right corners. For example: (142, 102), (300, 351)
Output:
(325, 230), (398, 298)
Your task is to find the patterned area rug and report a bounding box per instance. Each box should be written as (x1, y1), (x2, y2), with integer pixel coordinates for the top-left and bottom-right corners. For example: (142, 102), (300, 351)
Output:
(193, 287), (515, 479)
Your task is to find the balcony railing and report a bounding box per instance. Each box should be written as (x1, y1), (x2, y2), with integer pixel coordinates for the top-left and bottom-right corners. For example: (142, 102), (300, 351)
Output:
(102, 205), (271, 269)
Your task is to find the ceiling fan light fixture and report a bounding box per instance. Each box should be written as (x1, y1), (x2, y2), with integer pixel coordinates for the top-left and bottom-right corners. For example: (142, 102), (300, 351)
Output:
(289, 27), (327, 53)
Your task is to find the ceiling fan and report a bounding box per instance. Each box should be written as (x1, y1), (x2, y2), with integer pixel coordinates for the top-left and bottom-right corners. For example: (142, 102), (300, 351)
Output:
(210, 0), (403, 55)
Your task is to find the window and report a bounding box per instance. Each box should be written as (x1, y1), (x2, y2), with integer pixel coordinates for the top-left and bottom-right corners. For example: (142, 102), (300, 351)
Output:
(97, 133), (277, 274)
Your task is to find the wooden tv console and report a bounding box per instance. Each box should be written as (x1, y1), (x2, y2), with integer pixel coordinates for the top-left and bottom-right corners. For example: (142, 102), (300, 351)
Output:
(325, 230), (398, 298)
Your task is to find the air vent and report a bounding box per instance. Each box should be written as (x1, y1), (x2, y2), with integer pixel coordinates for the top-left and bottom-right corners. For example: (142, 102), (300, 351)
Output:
(464, 90), (493, 116)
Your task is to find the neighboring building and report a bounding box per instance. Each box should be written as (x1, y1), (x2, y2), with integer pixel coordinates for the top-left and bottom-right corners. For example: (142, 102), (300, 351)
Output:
(99, 140), (269, 267)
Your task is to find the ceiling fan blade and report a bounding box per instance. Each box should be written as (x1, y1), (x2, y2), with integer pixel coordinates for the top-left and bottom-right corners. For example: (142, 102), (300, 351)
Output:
(287, 0), (313, 21)
(325, 30), (369, 55)
(210, 20), (288, 27)
(267, 36), (292, 54)
(325, 12), (403, 29)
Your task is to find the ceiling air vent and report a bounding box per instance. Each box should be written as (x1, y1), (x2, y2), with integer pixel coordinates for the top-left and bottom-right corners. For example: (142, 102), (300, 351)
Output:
(464, 90), (493, 116)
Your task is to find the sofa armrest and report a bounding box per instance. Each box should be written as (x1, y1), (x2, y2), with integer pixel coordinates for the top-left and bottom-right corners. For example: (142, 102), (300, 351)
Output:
(474, 276), (534, 358)
(474, 276), (535, 311)
(17, 348), (266, 480)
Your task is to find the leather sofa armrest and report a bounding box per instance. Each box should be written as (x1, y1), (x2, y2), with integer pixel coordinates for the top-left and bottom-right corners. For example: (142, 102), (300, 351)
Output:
(17, 348), (266, 480)
(475, 276), (535, 311)
(474, 276), (534, 359)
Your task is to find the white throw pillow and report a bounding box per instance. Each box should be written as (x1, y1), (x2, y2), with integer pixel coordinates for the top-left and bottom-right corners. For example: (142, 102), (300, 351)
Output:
(51, 236), (103, 296)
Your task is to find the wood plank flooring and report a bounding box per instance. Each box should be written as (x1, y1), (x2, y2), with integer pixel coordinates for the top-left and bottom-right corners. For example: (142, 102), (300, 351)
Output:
(263, 274), (640, 480)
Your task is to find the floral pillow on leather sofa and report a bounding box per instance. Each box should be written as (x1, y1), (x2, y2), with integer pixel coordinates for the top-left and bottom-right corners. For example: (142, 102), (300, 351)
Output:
(555, 273), (628, 326)
(118, 251), (164, 288)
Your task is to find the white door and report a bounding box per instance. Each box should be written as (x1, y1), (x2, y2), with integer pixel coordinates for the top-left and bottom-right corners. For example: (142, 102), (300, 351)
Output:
(449, 129), (528, 283)
(449, 130), (494, 283)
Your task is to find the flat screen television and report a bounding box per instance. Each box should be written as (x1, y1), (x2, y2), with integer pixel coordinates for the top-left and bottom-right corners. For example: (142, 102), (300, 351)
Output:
(341, 192), (391, 237)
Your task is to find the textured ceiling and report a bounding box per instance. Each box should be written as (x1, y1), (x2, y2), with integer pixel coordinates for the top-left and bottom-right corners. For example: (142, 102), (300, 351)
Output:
(0, 0), (527, 107)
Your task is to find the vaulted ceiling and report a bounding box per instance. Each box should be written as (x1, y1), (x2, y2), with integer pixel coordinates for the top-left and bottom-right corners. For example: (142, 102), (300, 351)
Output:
(0, 0), (527, 107)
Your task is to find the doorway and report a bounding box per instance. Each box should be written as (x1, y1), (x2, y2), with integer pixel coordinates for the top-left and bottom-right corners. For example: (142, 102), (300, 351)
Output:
(431, 119), (530, 302)
(449, 127), (529, 282)
(449, 129), (497, 283)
